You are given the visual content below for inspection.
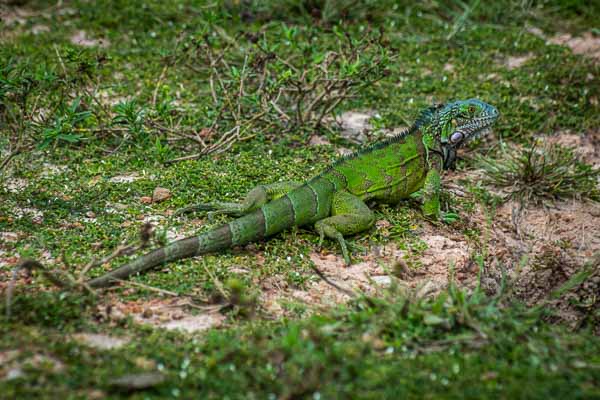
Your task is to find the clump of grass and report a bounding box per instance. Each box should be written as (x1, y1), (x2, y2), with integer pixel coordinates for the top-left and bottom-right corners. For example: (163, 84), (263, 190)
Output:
(476, 142), (600, 203)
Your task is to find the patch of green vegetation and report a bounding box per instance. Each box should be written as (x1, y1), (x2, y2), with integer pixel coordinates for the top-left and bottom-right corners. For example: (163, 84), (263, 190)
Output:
(476, 142), (600, 203)
(1, 284), (599, 398)
(2, 0), (600, 396)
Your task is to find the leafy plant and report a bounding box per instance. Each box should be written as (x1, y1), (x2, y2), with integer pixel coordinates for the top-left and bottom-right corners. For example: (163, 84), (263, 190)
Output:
(112, 99), (147, 138)
(39, 97), (92, 149)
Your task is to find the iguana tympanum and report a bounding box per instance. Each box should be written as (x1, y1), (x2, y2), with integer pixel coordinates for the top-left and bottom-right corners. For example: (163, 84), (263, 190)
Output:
(88, 99), (498, 288)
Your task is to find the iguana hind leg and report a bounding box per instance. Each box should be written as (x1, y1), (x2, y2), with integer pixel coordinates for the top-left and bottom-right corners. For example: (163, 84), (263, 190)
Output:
(315, 191), (374, 265)
(177, 181), (302, 217)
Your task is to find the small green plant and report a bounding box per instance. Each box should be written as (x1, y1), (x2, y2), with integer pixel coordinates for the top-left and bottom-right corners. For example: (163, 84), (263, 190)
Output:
(39, 97), (91, 149)
(476, 142), (600, 203)
(112, 99), (147, 139)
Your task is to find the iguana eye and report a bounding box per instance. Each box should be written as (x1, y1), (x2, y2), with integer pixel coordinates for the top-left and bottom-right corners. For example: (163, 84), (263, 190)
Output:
(468, 105), (476, 114)
(450, 131), (463, 143)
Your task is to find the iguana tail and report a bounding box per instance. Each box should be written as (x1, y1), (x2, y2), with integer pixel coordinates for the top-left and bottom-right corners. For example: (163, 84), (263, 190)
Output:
(87, 182), (332, 288)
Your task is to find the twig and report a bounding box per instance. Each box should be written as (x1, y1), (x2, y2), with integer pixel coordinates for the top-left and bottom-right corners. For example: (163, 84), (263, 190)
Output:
(202, 264), (229, 300)
(152, 65), (169, 107)
(446, 0), (481, 40)
(269, 100), (290, 121)
(309, 263), (356, 298)
(0, 148), (21, 172)
(53, 44), (67, 75)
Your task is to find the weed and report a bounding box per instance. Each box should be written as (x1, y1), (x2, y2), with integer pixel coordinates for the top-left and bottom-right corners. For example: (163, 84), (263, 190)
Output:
(476, 142), (600, 203)
(39, 97), (91, 149)
(112, 99), (147, 140)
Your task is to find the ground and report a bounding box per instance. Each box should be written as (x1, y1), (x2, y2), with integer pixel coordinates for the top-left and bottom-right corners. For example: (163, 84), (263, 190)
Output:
(1, 1), (600, 398)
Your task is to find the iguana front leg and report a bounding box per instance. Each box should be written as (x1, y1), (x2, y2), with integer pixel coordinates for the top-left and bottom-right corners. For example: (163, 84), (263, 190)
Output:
(315, 191), (375, 265)
(421, 169), (441, 219)
(177, 181), (303, 217)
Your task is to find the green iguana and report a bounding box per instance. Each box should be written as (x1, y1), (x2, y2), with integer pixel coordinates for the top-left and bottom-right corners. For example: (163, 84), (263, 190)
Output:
(88, 99), (498, 288)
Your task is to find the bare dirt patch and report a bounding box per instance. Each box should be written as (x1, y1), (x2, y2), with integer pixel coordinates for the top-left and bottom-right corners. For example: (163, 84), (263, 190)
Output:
(0, 350), (65, 382)
(491, 199), (600, 331)
(0, 6), (36, 27)
(330, 110), (377, 143)
(99, 298), (225, 334)
(108, 173), (142, 183)
(261, 228), (477, 317)
(545, 130), (600, 167)
(462, 129), (600, 331)
(70, 30), (110, 48)
(504, 53), (534, 70)
(549, 32), (600, 62)
(72, 333), (130, 350)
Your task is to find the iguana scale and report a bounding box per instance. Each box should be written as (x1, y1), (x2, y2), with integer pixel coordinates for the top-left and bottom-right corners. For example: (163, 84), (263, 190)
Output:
(88, 99), (498, 288)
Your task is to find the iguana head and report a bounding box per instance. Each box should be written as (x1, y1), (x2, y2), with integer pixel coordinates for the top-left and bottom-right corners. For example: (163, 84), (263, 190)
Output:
(421, 98), (499, 169)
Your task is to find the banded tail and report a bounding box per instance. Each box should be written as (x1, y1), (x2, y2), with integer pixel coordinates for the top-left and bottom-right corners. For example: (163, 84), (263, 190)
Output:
(87, 179), (334, 288)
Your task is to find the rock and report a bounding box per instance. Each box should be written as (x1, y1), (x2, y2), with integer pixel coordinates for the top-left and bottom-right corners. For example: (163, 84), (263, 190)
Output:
(152, 187), (171, 203)
(72, 333), (130, 350)
(109, 173), (140, 183)
(371, 275), (392, 286)
(336, 110), (376, 143)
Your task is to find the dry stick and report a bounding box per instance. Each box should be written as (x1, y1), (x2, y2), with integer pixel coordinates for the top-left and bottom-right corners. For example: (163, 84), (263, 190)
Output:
(254, 41), (299, 73)
(204, 125), (239, 153)
(309, 263), (356, 298)
(152, 65), (169, 107)
(304, 80), (338, 123)
(202, 264), (229, 300)
(149, 120), (207, 148)
(269, 100), (291, 121)
(315, 93), (348, 127)
(237, 54), (249, 120)
(75, 241), (148, 286)
(0, 101), (27, 173)
(53, 44), (67, 75)
(0, 148), (21, 172)
(209, 73), (218, 105)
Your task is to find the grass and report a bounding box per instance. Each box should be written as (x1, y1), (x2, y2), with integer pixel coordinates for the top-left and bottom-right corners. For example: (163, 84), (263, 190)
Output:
(476, 142), (600, 203)
(1, 0), (600, 397)
(2, 283), (600, 399)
